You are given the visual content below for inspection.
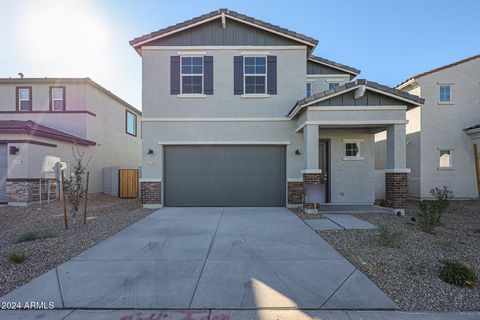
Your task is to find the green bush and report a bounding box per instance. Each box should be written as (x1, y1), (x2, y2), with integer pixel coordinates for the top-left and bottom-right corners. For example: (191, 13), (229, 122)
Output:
(418, 200), (441, 233)
(377, 224), (404, 247)
(16, 229), (57, 243)
(439, 260), (477, 288)
(431, 186), (454, 213)
(7, 251), (27, 264)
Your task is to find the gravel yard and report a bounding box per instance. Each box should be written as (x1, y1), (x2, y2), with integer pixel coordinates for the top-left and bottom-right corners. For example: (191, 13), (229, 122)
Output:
(318, 200), (480, 311)
(0, 195), (154, 297)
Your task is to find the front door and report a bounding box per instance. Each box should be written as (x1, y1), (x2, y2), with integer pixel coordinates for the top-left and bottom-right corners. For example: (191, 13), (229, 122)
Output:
(318, 140), (330, 203)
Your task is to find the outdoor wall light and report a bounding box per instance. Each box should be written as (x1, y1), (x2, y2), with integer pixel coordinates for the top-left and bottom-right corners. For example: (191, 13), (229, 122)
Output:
(295, 149), (301, 155)
(147, 148), (154, 155)
(9, 146), (19, 155)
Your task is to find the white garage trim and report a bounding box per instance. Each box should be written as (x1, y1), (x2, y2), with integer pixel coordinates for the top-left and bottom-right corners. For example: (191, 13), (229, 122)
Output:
(158, 141), (291, 145)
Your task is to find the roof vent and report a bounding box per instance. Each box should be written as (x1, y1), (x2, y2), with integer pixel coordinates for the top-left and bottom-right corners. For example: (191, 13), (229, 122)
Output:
(18, 72), (24, 79)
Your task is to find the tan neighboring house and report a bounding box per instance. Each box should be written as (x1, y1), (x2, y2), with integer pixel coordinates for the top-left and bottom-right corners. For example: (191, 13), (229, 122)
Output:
(376, 54), (480, 199)
(0, 77), (142, 205)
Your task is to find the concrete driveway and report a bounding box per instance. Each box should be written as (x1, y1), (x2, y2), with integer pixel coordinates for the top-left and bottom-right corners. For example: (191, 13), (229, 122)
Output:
(0, 207), (396, 309)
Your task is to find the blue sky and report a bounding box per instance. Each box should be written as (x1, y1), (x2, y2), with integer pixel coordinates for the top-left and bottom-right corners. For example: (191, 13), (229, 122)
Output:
(0, 0), (479, 109)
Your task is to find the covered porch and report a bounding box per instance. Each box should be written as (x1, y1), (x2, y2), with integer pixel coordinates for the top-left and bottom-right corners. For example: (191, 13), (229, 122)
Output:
(288, 79), (424, 214)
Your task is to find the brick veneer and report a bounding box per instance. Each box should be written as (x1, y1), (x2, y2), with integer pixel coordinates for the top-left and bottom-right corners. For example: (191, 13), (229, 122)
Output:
(385, 172), (408, 208)
(287, 181), (303, 204)
(303, 173), (321, 185)
(140, 181), (161, 205)
(6, 179), (57, 203)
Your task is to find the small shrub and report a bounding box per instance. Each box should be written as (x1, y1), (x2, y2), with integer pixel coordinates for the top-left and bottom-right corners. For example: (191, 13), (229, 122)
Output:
(7, 251), (27, 264)
(439, 260), (477, 288)
(16, 229), (57, 243)
(377, 224), (404, 247)
(377, 199), (386, 207)
(430, 186), (454, 224)
(418, 200), (441, 233)
(437, 239), (457, 251)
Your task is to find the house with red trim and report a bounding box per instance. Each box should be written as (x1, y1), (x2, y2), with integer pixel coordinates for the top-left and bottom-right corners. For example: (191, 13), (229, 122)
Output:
(0, 78), (142, 205)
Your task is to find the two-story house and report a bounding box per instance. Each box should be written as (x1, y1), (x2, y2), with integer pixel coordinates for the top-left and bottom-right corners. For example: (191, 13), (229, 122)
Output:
(130, 9), (424, 214)
(0, 77), (142, 205)
(383, 54), (480, 199)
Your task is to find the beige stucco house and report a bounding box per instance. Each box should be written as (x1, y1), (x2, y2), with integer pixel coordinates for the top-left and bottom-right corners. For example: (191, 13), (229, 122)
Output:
(0, 78), (142, 205)
(130, 9), (424, 213)
(376, 54), (480, 199)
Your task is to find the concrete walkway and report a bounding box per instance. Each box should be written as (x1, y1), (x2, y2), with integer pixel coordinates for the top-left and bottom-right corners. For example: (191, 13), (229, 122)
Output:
(0, 309), (479, 320)
(0, 207), (395, 309)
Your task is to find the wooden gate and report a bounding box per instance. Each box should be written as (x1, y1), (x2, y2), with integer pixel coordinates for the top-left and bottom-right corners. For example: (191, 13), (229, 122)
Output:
(118, 169), (139, 198)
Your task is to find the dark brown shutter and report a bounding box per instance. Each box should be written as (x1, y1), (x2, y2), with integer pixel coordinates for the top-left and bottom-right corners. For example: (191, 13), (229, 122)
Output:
(234, 56), (244, 95)
(170, 56), (180, 95)
(267, 56), (277, 95)
(204, 56), (213, 95)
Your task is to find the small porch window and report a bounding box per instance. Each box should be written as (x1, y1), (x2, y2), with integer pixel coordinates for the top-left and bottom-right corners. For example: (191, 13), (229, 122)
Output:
(439, 149), (452, 169)
(343, 139), (364, 160)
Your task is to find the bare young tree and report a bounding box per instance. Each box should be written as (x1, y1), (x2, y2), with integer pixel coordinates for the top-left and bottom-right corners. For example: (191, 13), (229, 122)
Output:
(64, 144), (91, 225)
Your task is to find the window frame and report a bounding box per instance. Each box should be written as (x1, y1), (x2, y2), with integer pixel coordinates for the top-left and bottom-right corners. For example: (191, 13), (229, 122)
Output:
(328, 82), (340, 90)
(306, 82), (312, 97)
(125, 110), (137, 137)
(438, 84), (453, 104)
(243, 55), (267, 95)
(342, 139), (364, 161)
(180, 56), (204, 95)
(438, 149), (453, 169)
(16, 86), (32, 111)
(49, 86), (66, 111)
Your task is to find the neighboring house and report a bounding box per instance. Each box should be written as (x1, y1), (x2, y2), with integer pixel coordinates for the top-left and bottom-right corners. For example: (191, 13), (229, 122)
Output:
(0, 78), (142, 205)
(130, 8), (423, 213)
(376, 54), (480, 199)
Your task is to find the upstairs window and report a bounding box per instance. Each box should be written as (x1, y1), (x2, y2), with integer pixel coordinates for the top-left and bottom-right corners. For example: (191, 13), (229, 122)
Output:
(306, 82), (312, 97)
(328, 82), (340, 90)
(17, 87), (32, 111)
(50, 87), (65, 111)
(126, 110), (137, 137)
(439, 149), (452, 168)
(244, 56), (266, 94)
(181, 56), (203, 94)
(439, 84), (451, 103)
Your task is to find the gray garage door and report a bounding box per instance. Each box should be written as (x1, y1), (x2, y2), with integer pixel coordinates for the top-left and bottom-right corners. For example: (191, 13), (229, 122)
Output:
(164, 145), (286, 206)
(0, 144), (7, 203)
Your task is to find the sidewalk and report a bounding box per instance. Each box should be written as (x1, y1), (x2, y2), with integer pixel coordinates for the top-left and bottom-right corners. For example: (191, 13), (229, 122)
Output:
(0, 309), (479, 320)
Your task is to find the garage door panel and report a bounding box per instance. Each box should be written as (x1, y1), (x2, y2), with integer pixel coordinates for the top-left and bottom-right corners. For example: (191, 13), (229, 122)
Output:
(165, 145), (286, 207)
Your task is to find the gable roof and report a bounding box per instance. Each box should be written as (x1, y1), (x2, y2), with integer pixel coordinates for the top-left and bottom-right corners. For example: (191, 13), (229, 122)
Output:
(0, 120), (96, 146)
(0, 77), (141, 115)
(308, 55), (360, 76)
(397, 54), (480, 89)
(130, 8), (318, 51)
(289, 79), (425, 118)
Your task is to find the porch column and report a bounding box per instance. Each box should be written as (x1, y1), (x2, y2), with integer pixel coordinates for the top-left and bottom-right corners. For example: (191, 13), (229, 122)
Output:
(302, 124), (321, 212)
(303, 124), (319, 171)
(385, 124), (410, 215)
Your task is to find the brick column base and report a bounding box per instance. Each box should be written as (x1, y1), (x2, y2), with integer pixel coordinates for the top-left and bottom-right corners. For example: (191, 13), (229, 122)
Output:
(6, 178), (57, 205)
(385, 172), (408, 214)
(287, 181), (303, 205)
(140, 181), (162, 208)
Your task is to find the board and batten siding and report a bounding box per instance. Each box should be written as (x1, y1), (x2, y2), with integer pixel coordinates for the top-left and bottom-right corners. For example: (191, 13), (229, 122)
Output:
(146, 18), (301, 47)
